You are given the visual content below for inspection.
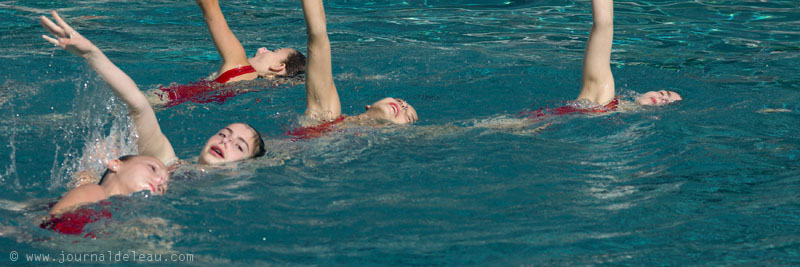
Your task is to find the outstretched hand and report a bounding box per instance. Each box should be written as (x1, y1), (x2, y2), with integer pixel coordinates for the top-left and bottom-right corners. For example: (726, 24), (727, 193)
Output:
(40, 11), (99, 58)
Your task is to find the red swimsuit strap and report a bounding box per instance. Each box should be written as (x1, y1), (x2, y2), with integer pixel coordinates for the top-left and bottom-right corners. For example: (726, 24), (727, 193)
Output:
(214, 65), (256, 83)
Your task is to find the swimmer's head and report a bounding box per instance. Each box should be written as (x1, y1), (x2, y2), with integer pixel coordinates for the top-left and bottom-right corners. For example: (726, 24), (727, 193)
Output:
(100, 155), (169, 195)
(362, 97), (418, 124)
(198, 123), (266, 165)
(635, 90), (682, 106)
(248, 47), (306, 78)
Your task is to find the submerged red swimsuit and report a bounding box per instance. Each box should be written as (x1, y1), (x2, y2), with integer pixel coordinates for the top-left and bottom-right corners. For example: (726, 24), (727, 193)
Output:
(40, 201), (112, 238)
(157, 66), (256, 107)
(521, 98), (619, 119)
(285, 116), (347, 140)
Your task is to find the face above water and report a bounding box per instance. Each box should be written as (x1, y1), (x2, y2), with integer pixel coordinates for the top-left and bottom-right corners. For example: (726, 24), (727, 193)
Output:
(248, 47), (294, 76)
(636, 90), (683, 106)
(364, 97), (418, 124)
(198, 123), (259, 165)
(114, 156), (169, 195)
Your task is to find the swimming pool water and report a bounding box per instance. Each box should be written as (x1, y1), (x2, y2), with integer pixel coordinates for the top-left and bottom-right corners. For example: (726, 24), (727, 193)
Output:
(1, 0), (799, 265)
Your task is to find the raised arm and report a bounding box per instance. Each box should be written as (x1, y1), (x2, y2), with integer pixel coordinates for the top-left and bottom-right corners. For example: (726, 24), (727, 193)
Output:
(196, 0), (252, 76)
(302, 0), (341, 122)
(40, 11), (178, 166)
(576, 0), (615, 105)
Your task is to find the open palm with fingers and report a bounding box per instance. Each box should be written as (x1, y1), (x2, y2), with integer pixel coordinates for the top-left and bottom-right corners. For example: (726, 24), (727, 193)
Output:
(40, 11), (99, 58)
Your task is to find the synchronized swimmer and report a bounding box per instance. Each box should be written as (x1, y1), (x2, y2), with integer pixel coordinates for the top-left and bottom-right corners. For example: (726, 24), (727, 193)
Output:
(287, 0), (419, 140)
(472, 0), (681, 133)
(522, 0), (681, 120)
(196, 0), (306, 82)
(576, 0), (681, 109)
(153, 0), (307, 108)
(40, 155), (169, 236)
(35, 0), (680, 237)
(40, 11), (267, 168)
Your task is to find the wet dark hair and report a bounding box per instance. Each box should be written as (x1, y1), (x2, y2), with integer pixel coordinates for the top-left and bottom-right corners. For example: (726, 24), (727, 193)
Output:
(243, 123), (266, 159)
(281, 50), (306, 77)
(98, 155), (137, 185)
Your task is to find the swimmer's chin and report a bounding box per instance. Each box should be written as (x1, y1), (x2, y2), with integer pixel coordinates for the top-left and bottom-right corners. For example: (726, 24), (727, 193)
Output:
(197, 150), (222, 165)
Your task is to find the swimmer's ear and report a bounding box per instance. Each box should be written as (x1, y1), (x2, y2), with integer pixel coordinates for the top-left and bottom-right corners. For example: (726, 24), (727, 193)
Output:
(365, 105), (371, 110)
(107, 159), (121, 172)
(268, 63), (286, 73)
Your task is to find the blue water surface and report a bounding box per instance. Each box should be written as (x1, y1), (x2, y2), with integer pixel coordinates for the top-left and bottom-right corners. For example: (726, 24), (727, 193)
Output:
(1, 0), (799, 265)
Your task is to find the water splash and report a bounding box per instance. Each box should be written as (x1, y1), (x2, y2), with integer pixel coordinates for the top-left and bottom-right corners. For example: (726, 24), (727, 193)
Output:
(47, 69), (139, 191)
(0, 113), (20, 189)
(0, 80), (28, 191)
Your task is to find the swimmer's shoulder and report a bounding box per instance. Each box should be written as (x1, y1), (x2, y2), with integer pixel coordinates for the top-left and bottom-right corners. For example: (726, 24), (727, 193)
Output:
(50, 184), (106, 215)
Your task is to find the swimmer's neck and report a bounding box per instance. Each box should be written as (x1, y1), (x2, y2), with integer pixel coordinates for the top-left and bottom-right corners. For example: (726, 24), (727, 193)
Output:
(99, 177), (130, 197)
(344, 113), (392, 126)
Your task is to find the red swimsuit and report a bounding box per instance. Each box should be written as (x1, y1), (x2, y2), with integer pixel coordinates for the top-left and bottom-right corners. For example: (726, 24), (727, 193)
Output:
(521, 98), (619, 119)
(285, 116), (347, 140)
(157, 66), (256, 107)
(40, 201), (112, 238)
